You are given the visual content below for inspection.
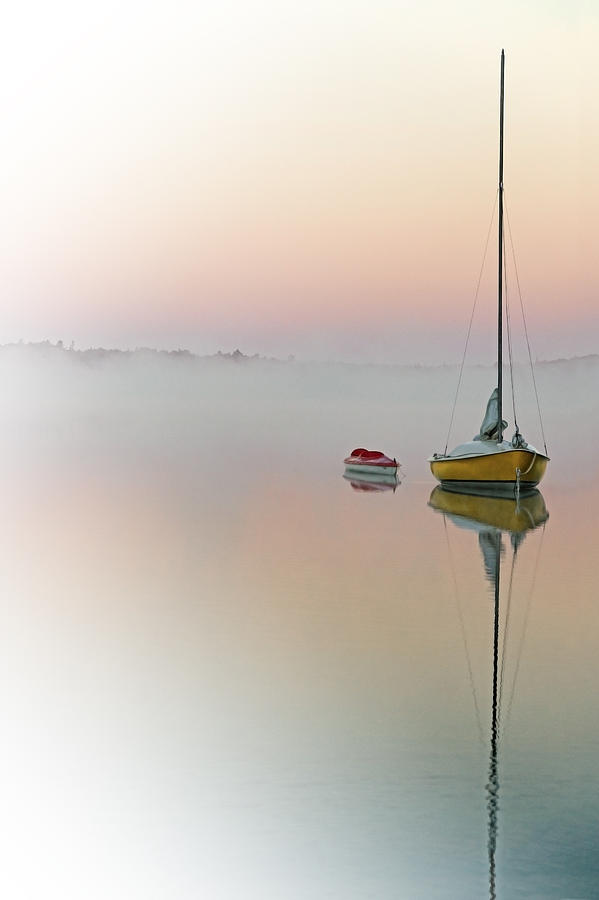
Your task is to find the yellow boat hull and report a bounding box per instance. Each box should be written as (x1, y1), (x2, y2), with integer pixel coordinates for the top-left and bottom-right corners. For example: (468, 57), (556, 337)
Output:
(430, 448), (548, 491)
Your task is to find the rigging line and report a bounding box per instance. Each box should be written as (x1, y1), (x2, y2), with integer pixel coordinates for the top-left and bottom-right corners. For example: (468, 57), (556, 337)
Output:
(502, 523), (547, 739)
(443, 191), (499, 455)
(442, 515), (485, 747)
(504, 195), (549, 455)
(497, 539), (517, 726)
(503, 224), (519, 431)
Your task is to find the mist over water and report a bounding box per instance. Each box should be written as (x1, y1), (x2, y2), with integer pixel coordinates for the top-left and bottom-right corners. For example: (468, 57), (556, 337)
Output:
(3, 345), (599, 898)
(5, 345), (597, 478)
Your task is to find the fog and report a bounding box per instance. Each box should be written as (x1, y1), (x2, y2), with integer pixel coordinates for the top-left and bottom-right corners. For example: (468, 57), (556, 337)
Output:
(4, 343), (598, 485)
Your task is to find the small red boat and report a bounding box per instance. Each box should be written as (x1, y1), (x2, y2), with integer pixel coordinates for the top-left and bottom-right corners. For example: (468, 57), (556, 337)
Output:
(343, 448), (398, 476)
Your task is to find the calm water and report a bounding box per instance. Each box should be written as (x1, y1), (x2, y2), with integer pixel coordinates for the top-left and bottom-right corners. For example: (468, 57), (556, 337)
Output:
(3, 351), (599, 899)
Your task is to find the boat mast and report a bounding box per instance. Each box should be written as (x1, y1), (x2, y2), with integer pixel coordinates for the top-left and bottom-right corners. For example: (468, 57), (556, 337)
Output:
(497, 50), (505, 443)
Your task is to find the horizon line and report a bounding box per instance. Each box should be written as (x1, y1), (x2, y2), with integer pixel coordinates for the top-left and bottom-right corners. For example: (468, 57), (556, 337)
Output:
(2, 339), (597, 369)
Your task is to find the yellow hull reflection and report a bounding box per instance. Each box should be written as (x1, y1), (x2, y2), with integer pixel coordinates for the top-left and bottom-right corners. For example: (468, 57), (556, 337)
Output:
(429, 486), (548, 533)
(430, 449), (548, 489)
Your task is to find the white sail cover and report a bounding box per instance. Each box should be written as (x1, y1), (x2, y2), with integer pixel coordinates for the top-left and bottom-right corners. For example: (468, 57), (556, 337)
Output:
(474, 389), (508, 441)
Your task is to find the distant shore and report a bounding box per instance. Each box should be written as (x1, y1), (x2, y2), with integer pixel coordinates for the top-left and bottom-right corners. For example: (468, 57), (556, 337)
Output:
(1, 340), (597, 372)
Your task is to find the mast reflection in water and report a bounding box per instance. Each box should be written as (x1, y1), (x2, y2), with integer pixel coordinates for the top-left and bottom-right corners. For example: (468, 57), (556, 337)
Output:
(429, 486), (548, 899)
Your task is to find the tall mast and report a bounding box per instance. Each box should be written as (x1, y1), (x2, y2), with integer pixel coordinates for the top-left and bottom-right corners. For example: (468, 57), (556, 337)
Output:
(497, 50), (505, 443)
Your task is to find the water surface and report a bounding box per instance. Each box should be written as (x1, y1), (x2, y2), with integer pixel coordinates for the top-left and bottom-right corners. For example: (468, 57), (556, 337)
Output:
(2, 350), (598, 899)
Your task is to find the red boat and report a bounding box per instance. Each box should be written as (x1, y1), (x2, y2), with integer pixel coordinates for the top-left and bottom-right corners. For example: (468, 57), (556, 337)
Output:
(343, 448), (398, 476)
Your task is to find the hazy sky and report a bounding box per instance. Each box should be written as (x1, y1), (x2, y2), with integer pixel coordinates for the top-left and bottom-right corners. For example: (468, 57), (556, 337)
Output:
(2, 0), (597, 363)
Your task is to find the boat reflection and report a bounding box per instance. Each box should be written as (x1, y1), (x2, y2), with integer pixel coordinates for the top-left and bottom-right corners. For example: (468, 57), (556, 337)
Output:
(428, 486), (548, 899)
(343, 471), (401, 493)
(429, 485), (548, 534)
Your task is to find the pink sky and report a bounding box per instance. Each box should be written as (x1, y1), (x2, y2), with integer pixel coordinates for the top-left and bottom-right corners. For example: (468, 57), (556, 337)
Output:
(1, 1), (597, 362)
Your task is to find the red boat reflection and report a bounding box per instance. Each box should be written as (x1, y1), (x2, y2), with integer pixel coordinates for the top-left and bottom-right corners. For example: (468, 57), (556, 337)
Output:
(343, 471), (401, 493)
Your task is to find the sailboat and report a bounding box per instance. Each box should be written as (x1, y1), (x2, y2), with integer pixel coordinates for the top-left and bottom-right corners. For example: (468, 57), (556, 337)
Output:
(429, 51), (549, 495)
